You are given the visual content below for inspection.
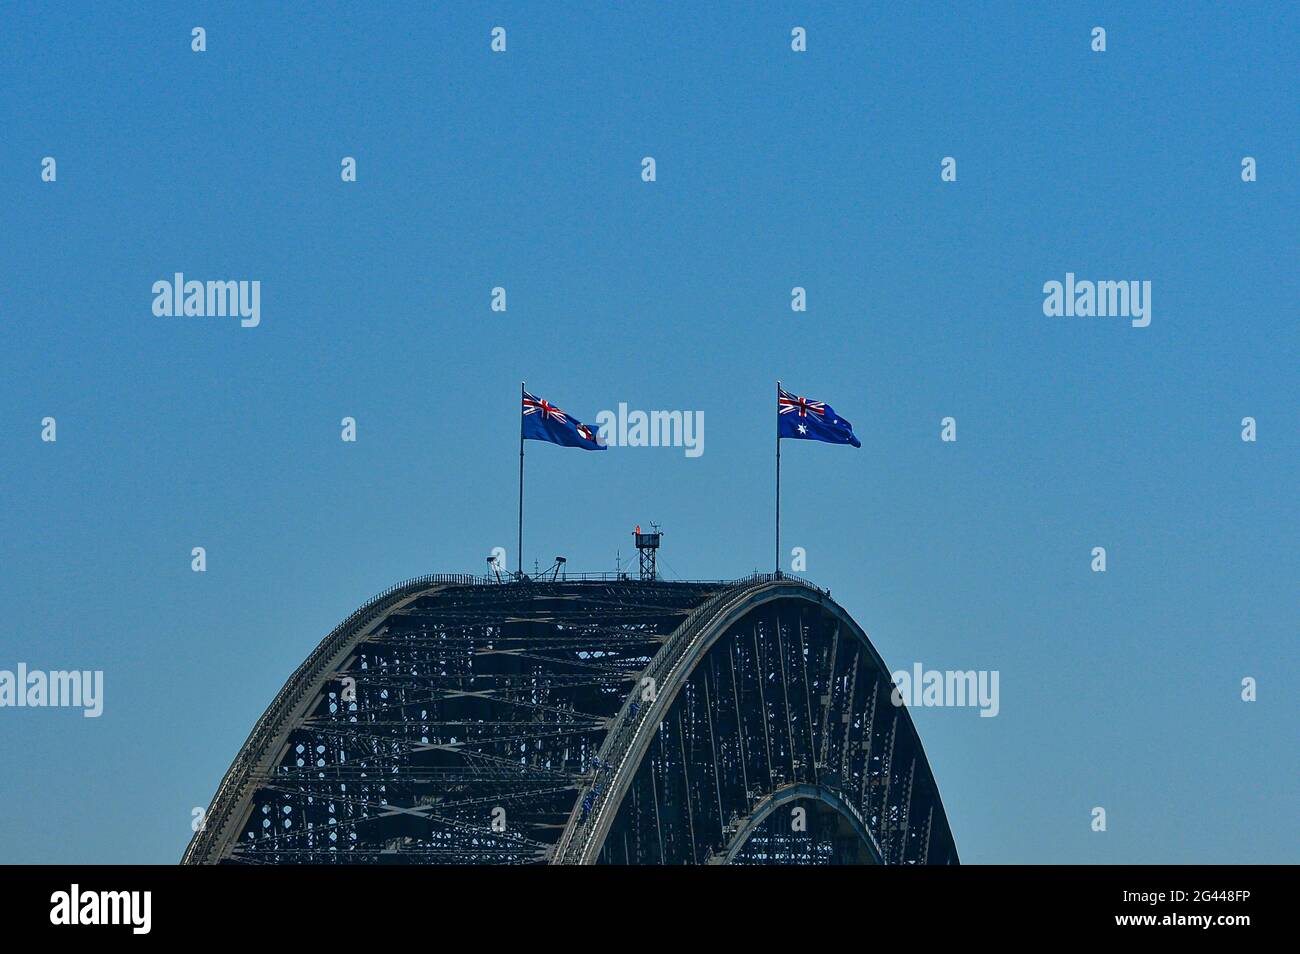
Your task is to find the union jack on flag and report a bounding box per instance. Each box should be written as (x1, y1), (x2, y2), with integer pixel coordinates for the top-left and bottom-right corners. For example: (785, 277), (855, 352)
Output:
(779, 390), (826, 419)
(523, 392), (568, 423)
(777, 385), (860, 447)
(522, 389), (606, 450)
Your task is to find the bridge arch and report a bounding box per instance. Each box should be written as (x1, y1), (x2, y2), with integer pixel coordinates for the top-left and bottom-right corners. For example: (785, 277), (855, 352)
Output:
(182, 575), (957, 865)
(710, 783), (884, 865)
(554, 580), (958, 865)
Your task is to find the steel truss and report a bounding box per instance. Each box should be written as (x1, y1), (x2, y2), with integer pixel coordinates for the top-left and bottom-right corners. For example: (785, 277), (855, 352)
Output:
(182, 575), (957, 865)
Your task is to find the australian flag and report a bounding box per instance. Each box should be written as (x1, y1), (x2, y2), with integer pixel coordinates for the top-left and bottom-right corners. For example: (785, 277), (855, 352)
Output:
(522, 390), (606, 450)
(778, 385), (861, 447)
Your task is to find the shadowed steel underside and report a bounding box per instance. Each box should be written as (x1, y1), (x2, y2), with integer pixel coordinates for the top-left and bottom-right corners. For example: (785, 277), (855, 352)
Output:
(182, 575), (958, 865)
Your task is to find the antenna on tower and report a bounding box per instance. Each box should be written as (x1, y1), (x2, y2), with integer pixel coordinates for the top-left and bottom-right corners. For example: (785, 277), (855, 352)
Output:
(634, 523), (662, 581)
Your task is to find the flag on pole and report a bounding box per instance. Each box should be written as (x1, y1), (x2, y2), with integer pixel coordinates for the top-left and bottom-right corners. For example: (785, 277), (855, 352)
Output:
(522, 390), (607, 450)
(778, 386), (861, 447)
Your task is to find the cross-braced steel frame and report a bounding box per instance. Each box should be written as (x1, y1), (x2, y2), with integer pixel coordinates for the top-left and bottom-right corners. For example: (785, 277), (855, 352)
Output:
(182, 574), (958, 865)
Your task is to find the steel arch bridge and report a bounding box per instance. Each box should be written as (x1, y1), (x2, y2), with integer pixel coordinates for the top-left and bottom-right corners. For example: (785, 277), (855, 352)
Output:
(182, 574), (959, 865)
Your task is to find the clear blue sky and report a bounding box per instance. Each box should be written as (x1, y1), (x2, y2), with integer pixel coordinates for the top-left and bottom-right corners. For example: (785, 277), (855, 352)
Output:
(2, 3), (1295, 864)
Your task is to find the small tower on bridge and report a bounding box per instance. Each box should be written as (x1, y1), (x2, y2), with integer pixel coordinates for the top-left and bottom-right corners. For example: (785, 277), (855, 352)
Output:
(634, 524), (662, 581)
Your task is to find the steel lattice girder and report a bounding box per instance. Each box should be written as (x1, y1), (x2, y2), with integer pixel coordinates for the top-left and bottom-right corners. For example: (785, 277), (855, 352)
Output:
(182, 575), (958, 865)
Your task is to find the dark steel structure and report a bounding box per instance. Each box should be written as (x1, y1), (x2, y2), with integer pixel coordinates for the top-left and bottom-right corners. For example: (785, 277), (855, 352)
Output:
(182, 574), (958, 864)
(634, 526), (661, 581)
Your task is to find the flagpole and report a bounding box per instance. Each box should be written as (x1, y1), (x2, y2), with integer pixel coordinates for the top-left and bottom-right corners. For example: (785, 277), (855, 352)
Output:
(775, 380), (782, 577)
(518, 381), (525, 581)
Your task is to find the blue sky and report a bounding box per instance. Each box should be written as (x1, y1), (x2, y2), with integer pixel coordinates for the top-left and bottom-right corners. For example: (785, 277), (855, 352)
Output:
(1, 3), (1295, 864)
